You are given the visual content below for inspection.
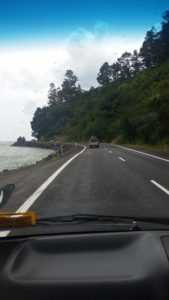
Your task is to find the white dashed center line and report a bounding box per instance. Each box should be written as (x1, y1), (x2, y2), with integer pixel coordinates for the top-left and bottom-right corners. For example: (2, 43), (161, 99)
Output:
(109, 150), (112, 153)
(118, 157), (125, 162)
(151, 180), (169, 196)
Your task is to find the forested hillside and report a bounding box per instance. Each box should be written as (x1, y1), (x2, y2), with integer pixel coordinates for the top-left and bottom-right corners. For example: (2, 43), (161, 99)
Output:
(31, 11), (169, 145)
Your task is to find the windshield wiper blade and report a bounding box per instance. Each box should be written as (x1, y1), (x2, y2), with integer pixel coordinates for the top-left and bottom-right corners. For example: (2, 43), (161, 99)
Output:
(36, 214), (169, 229)
(37, 214), (138, 227)
(118, 215), (169, 225)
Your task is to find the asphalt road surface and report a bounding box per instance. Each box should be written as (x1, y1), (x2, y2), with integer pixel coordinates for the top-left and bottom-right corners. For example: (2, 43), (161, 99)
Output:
(0, 144), (169, 224)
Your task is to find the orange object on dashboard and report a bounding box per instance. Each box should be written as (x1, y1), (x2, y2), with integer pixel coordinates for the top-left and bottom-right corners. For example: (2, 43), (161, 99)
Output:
(0, 212), (36, 228)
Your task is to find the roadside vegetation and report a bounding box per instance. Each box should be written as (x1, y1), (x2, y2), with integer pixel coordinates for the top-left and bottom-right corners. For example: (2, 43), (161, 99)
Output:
(31, 11), (169, 150)
(122, 143), (169, 154)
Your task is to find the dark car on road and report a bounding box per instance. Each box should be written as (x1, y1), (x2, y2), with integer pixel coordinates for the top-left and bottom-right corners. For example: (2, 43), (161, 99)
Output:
(89, 136), (99, 148)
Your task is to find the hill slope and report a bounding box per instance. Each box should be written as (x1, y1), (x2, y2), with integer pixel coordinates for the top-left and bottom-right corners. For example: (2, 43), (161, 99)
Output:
(66, 61), (169, 144)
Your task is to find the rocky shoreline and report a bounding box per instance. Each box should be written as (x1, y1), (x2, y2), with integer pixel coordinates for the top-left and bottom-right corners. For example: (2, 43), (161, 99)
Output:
(12, 140), (60, 150)
(11, 140), (76, 153)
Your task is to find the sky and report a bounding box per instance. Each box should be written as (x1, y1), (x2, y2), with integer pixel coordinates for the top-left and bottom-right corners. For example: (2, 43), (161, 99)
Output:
(0, 0), (168, 141)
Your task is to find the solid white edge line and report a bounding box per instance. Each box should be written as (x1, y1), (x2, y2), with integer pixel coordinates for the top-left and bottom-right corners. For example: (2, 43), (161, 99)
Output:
(118, 157), (125, 162)
(151, 180), (169, 196)
(113, 145), (169, 162)
(0, 145), (86, 238)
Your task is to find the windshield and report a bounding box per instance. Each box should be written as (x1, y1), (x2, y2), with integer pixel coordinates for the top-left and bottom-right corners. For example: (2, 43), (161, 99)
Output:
(0, 0), (169, 237)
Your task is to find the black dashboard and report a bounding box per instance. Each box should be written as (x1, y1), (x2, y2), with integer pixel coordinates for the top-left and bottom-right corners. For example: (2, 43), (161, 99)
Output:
(1, 231), (169, 299)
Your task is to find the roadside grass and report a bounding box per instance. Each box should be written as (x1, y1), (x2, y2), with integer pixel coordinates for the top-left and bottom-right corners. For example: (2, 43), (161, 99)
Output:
(48, 152), (61, 161)
(113, 143), (169, 154)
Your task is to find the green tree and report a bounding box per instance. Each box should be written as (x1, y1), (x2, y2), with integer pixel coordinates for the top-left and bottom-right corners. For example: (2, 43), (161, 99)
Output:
(111, 62), (121, 81)
(131, 50), (144, 76)
(31, 107), (50, 139)
(16, 136), (26, 145)
(117, 52), (132, 80)
(48, 83), (61, 105)
(159, 10), (169, 64)
(140, 27), (159, 68)
(60, 70), (79, 102)
(97, 62), (112, 85)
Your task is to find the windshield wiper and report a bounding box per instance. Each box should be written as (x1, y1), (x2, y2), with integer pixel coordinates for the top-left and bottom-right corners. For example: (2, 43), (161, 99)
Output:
(37, 214), (138, 230)
(36, 214), (169, 229)
(119, 216), (169, 225)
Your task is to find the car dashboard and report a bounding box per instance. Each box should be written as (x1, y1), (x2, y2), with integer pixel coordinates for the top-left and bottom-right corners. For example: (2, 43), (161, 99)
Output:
(1, 230), (169, 300)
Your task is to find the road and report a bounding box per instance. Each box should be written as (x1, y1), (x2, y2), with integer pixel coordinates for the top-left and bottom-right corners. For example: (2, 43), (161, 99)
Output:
(0, 144), (169, 226)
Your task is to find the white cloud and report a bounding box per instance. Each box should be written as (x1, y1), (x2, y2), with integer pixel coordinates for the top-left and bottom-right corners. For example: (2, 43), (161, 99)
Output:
(0, 26), (144, 141)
